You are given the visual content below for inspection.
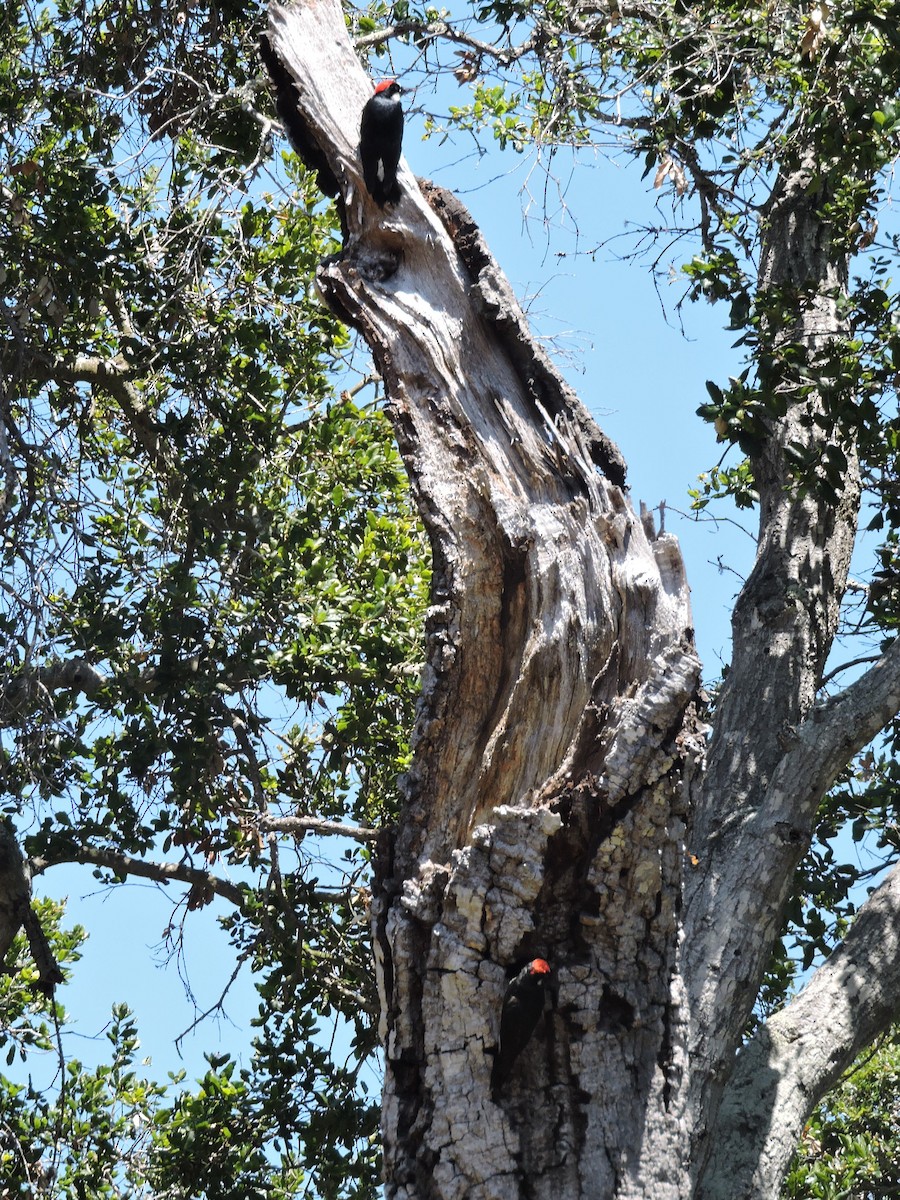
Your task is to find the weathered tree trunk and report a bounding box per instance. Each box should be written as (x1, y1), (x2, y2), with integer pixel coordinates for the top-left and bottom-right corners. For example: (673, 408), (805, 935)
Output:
(264, 4), (900, 1197)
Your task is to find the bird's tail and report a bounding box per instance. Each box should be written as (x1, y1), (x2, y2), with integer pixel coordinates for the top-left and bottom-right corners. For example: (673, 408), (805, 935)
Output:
(363, 165), (401, 207)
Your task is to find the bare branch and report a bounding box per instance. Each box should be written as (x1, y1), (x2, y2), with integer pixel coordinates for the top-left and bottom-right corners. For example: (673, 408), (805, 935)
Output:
(0, 657), (106, 725)
(819, 653), (881, 687)
(29, 846), (248, 910)
(57, 355), (169, 475)
(30, 839), (368, 911)
(0, 653), (263, 725)
(772, 635), (900, 816)
(702, 862), (900, 1200)
(258, 814), (380, 844)
(221, 699), (287, 941)
(175, 952), (246, 1054)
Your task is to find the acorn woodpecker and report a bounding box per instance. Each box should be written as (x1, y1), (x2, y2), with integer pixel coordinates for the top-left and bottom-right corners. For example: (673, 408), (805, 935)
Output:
(360, 80), (403, 207)
(491, 958), (552, 1095)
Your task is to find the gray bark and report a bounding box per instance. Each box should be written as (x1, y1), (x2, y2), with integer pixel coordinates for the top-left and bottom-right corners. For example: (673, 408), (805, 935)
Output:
(682, 149), (864, 1174)
(702, 862), (900, 1200)
(263, 5), (900, 1197)
(0, 819), (62, 994)
(0, 656), (105, 724)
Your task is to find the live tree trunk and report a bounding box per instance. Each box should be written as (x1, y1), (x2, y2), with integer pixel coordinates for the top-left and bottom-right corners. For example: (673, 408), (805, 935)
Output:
(263, 4), (900, 1197)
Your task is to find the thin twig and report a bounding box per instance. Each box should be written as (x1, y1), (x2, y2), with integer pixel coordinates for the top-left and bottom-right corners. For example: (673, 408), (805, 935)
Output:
(820, 654), (880, 688)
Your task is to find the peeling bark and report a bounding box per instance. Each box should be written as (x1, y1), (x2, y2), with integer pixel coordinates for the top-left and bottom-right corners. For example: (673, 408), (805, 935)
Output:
(263, 7), (900, 1197)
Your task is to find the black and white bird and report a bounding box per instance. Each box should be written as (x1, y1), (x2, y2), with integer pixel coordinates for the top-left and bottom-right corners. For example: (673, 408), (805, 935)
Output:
(360, 80), (403, 207)
(491, 958), (552, 1095)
